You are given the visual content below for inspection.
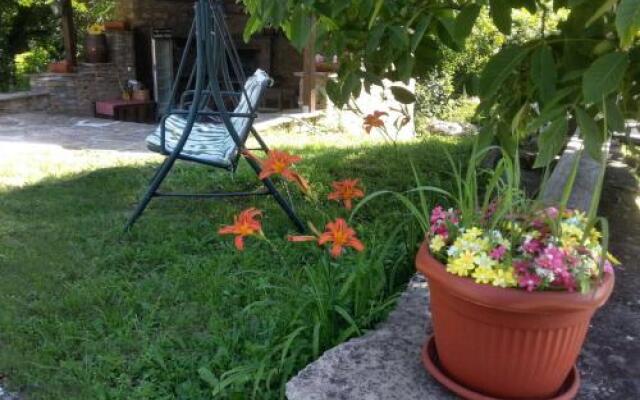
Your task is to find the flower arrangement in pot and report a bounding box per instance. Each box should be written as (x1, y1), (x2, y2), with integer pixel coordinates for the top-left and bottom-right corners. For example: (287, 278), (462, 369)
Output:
(403, 146), (617, 400)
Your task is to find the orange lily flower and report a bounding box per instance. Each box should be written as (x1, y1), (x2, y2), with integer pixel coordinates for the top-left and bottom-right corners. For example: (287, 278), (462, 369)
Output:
(363, 111), (388, 134)
(218, 208), (262, 251)
(319, 218), (365, 258)
(248, 149), (310, 193)
(328, 179), (365, 210)
(288, 219), (365, 258)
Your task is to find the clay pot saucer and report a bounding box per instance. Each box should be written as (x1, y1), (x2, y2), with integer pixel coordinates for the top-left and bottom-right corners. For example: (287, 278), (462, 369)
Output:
(421, 335), (580, 400)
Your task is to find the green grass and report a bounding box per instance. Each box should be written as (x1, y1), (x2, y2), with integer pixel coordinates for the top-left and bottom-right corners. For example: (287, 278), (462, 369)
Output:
(0, 129), (470, 399)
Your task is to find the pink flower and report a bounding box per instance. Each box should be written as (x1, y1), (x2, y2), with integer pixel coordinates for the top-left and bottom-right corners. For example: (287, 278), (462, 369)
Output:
(429, 206), (460, 240)
(430, 224), (449, 239)
(545, 207), (559, 219)
(535, 246), (566, 274)
(604, 260), (614, 274)
(483, 200), (498, 222)
(522, 238), (543, 254)
(490, 245), (507, 260)
(514, 259), (532, 273)
(517, 271), (542, 292)
(430, 206), (447, 225)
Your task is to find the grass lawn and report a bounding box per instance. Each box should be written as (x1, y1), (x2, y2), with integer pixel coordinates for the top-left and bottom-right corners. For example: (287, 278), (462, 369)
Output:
(0, 127), (470, 399)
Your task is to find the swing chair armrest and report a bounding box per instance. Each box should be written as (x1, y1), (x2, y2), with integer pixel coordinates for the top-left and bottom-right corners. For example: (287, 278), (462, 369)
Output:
(179, 90), (242, 104)
(165, 110), (257, 119)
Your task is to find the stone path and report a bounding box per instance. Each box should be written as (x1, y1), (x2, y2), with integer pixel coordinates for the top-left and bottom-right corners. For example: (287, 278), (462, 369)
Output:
(286, 142), (640, 399)
(0, 111), (322, 155)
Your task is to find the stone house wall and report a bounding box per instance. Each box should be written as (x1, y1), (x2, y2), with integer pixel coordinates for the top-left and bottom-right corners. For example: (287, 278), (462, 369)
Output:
(114, 0), (302, 105)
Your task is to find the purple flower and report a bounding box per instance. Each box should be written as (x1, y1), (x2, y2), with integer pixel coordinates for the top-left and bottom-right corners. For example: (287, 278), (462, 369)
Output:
(490, 245), (507, 260)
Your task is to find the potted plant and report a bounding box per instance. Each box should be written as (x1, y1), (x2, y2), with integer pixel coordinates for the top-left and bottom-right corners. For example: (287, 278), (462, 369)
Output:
(85, 24), (108, 63)
(48, 59), (74, 73)
(104, 20), (128, 31)
(396, 146), (617, 399)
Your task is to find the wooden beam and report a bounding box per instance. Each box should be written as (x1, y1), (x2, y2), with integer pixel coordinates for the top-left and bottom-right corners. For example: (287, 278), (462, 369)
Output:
(60, 0), (77, 66)
(301, 19), (316, 112)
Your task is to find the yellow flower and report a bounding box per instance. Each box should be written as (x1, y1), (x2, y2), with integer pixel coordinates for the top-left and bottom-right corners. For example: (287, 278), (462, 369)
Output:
(447, 251), (476, 277)
(491, 267), (517, 288)
(462, 227), (483, 240)
(504, 221), (522, 234)
(429, 235), (446, 253)
(472, 266), (496, 285)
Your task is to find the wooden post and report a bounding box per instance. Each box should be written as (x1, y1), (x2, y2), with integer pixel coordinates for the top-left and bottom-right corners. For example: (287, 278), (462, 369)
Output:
(60, 0), (77, 66)
(302, 19), (316, 112)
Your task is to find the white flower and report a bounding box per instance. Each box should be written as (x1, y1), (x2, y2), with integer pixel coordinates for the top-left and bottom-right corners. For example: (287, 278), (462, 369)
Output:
(474, 253), (497, 268)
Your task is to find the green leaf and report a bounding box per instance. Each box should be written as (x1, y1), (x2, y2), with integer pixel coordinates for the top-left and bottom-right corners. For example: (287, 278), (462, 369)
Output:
(390, 85), (416, 104)
(603, 97), (626, 132)
(436, 15), (461, 51)
(366, 23), (386, 54)
(586, 0), (617, 27)
(287, 6), (311, 51)
(411, 15), (432, 52)
(576, 107), (604, 160)
(616, 0), (640, 48)
(369, 0), (385, 29)
(582, 52), (630, 104)
(530, 45), (557, 104)
(198, 367), (219, 387)
(480, 46), (530, 100)
(396, 52), (415, 82)
(455, 4), (481, 43)
(513, 0), (537, 13)
(490, 0), (512, 35)
(243, 15), (263, 43)
(534, 117), (569, 168)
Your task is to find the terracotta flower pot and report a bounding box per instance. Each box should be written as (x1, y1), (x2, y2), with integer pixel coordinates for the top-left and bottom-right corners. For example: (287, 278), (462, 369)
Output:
(48, 60), (75, 73)
(85, 33), (108, 63)
(104, 21), (128, 31)
(415, 242), (614, 399)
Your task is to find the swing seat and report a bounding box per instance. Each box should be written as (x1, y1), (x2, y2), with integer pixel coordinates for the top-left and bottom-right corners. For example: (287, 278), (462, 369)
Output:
(145, 69), (271, 168)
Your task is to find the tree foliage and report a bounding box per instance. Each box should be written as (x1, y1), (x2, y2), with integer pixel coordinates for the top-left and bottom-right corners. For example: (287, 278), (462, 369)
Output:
(0, 0), (115, 92)
(242, 0), (640, 164)
(0, 0), (59, 91)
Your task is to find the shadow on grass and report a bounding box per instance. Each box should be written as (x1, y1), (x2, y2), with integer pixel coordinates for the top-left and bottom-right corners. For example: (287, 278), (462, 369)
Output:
(0, 137), (469, 399)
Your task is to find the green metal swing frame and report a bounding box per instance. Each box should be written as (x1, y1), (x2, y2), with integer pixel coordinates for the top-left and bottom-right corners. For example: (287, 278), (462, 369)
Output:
(125, 0), (305, 232)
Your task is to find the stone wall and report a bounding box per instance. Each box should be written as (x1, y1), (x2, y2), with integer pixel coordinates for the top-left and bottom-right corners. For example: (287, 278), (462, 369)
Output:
(25, 31), (136, 116)
(0, 91), (50, 114)
(30, 64), (122, 116)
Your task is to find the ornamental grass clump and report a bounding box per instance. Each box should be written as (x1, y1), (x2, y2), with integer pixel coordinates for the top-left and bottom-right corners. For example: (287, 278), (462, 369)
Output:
(356, 141), (617, 294)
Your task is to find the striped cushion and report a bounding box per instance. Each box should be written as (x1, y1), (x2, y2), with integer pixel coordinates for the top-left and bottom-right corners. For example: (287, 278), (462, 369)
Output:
(146, 69), (270, 166)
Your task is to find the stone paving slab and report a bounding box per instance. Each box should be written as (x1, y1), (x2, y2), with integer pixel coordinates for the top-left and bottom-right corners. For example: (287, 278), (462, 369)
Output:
(286, 276), (455, 400)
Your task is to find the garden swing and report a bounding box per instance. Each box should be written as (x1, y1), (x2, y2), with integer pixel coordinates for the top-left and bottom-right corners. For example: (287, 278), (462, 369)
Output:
(125, 0), (305, 232)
